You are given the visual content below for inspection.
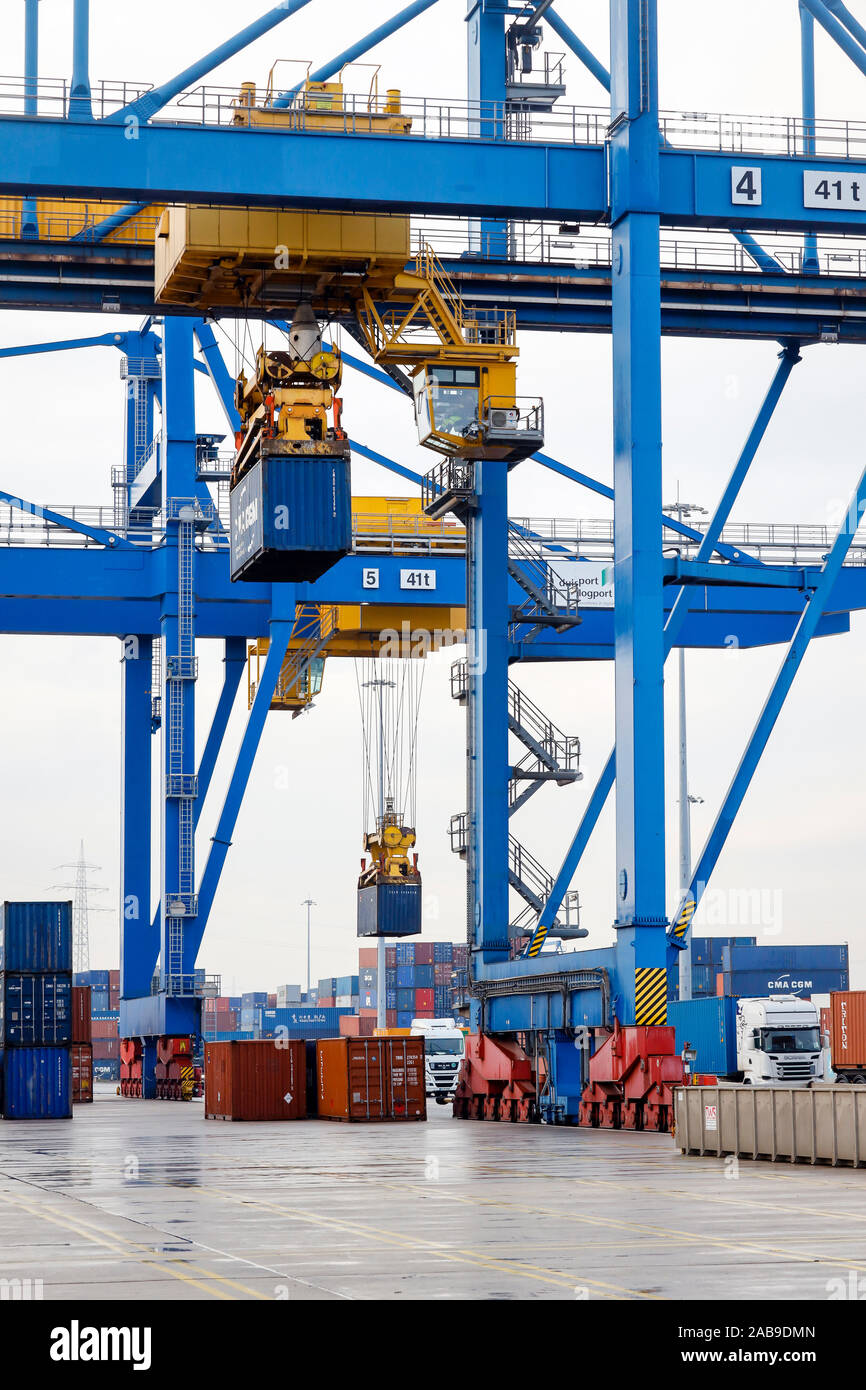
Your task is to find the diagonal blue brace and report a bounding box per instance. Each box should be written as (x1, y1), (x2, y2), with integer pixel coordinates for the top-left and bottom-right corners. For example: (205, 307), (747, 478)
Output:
(825, 0), (866, 52)
(524, 342), (800, 955)
(270, 0), (442, 108)
(0, 491), (135, 550)
(194, 637), (246, 829)
(801, 0), (866, 76)
(189, 593), (294, 957)
(669, 454), (866, 948)
(193, 320), (241, 431)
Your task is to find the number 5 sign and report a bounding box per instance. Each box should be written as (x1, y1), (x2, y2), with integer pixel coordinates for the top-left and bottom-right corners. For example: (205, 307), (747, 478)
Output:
(731, 166), (762, 206)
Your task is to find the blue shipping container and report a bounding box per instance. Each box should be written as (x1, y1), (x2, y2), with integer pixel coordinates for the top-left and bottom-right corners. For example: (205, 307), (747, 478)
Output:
(668, 996), (738, 1076)
(229, 453), (351, 584)
(385, 968), (397, 988)
(0, 902), (72, 973)
(386, 989), (397, 1009)
(396, 987), (415, 1011)
(88, 970), (110, 988)
(0, 1047), (72, 1119)
(396, 965), (415, 988)
(357, 882), (422, 938)
(722, 944), (849, 973)
(396, 942), (416, 965)
(335, 976), (359, 996)
(414, 964), (435, 989)
(434, 941), (454, 963)
(434, 987), (452, 1015)
(0, 974), (72, 1046)
(396, 1011), (414, 1029)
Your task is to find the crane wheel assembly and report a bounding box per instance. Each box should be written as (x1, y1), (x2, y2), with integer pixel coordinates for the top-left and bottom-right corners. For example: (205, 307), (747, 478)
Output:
(452, 1033), (539, 1124)
(577, 1024), (685, 1134)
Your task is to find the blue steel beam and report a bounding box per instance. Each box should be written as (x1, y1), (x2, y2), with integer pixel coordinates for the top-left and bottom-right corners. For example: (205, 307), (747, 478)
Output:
(825, 0), (866, 51)
(527, 342), (799, 947)
(120, 636), (156, 1001)
(191, 591), (295, 955)
(21, 0), (39, 239)
(800, 0), (866, 77)
(69, 0), (93, 120)
(6, 117), (863, 233)
(669, 455), (866, 948)
(193, 319), (241, 431)
(194, 637), (246, 828)
(545, 6), (784, 274)
(801, 4), (820, 272)
(271, 0), (443, 108)
(111, 2), (316, 125)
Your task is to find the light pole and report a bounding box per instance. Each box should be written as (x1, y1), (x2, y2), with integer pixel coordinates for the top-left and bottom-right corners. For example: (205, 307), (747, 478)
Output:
(301, 898), (316, 997)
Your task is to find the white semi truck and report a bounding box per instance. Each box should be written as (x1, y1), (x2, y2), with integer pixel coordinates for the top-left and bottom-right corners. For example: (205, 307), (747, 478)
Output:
(410, 1018), (465, 1103)
(736, 996), (824, 1084)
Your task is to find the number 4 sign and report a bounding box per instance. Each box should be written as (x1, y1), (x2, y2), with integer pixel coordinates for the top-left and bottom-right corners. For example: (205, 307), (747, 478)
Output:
(731, 166), (762, 206)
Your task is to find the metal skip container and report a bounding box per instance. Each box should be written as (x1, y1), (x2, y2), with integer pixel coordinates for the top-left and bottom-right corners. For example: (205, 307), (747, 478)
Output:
(675, 1084), (866, 1168)
(204, 1039), (307, 1121)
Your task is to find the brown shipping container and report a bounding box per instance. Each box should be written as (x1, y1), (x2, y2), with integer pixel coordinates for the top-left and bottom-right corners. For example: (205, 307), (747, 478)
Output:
(92, 1037), (119, 1060)
(71, 986), (92, 1044)
(830, 991), (866, 1072)
(317, 1038), (388, 1120)
(91, 1019), (120, 1039)
(358, 947), (378, 968)
(385, 1037), (426, 1120)
(71, 1044), (94, 1103)
(317, 1038), (426, 1121)
(205, 1039), (306, 1121)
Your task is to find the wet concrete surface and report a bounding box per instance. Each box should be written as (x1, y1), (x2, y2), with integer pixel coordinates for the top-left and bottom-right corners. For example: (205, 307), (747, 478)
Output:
(0, 1085), (864, 1300)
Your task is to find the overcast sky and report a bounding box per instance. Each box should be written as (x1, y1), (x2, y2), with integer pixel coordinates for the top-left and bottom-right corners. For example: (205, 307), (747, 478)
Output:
(1, 1), (865, 997)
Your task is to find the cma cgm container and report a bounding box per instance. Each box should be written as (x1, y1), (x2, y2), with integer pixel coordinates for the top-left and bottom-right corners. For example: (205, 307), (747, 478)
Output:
(205, 1039), (306, 1121)
(668, 996), (739, 1077)
(229, 453), (351, 584)
(0, 1047), (72, 1119)
(0, 974), (72, 1046)
(0, 902), (72, 972)
(829, 992), (866, 1080)
(722, 968), (848, 998)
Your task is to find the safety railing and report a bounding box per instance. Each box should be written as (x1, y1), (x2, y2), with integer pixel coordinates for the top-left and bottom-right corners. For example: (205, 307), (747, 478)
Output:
(6, 74), (866, 160)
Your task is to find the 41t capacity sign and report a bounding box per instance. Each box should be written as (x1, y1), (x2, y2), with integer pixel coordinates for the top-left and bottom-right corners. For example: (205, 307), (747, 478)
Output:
(804, 170), (865, 211)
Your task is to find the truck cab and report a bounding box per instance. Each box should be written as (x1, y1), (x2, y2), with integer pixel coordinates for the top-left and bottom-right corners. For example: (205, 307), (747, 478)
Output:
(736, 996), (824, 1085)
(410, 1018), (465, 1103)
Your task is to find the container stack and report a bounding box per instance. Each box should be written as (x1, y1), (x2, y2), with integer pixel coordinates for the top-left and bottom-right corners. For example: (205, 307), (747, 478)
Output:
(667, 936), (757, 1001)
(71, 984), (93, 1103)
(203, 995), (242, 1039)
(0, 902), (73, 1120)
(318, 975), (359, 1010)
(357, 942), (469, 1027)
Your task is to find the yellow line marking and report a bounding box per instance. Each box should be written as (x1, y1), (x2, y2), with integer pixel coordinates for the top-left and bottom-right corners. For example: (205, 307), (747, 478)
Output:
(0, 1189), (270, 1300)
(191, 1183), (662, 1300)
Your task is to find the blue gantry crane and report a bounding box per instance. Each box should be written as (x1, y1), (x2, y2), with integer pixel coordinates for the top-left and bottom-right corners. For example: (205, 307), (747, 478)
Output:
(3, 0), (866, 1117)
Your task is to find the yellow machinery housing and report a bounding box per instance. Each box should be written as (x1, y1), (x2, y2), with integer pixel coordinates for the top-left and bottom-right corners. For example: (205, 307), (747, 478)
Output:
(0, 198), (162, 244)
(359, 809), (419, 889)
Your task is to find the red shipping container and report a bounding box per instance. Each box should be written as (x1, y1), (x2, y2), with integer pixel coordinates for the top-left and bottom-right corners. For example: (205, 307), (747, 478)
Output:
(415, 988), (435, 1011)
(109, 969), (120, 988)
(319, 996), (335, 1008)
(434, 962), (451, 986)
(71, 1044), (93, 1103)
(716, 973), (724, 997)
(72, 986), (92, 1044)
(339, 1015), (377, 1037)
(414, 943), (434, 966)
(93, 1038), (119, 1059)
(214, 1011), (237, 1032)
(412, 1009), (435, 1019)
(267, 994), (277, 1008)
(386, 1009), (397, 1027)
(829, 991), (866, 1073)
(92, 1018), (120, 1039)
(358, 947), (378, 968)
(205, 1040), (306, 1121)
(385, 946), (397, 967)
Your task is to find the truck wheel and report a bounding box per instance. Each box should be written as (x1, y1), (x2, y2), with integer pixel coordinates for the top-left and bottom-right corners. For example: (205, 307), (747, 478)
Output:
(435, 1096), (447, 1105)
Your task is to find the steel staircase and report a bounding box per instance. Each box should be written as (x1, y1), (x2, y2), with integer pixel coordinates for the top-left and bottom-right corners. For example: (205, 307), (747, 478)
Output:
(508, 523), (581, 640)
(448, 812), (582, 939)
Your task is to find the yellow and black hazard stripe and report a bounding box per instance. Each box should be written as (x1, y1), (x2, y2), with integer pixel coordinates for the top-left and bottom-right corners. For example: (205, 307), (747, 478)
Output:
(669, 896), (696, 943)
(634, 967), (667, 1025)
(525, 922), (549, 958)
